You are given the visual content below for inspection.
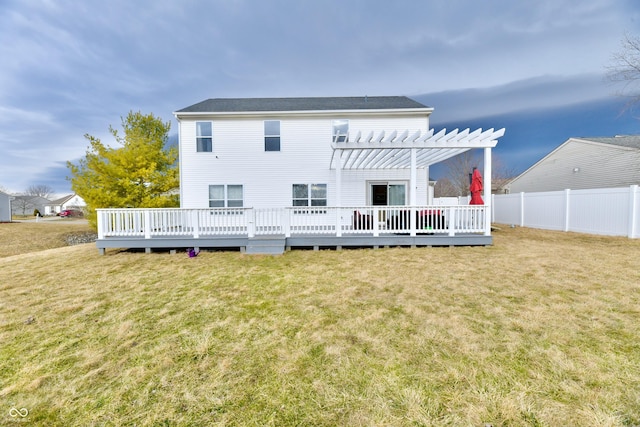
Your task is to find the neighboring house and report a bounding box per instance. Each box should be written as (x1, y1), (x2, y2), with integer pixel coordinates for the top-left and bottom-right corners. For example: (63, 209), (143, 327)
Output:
(0, 190), (13, 222)
(507, 135), (640, 193)
(95, 96), (504, 254)
(45, 194), (86, 216)
(11, 195), (50, 216)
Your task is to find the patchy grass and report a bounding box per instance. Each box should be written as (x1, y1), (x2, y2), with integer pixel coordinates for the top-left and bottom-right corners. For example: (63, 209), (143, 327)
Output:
(0, 220), (93, 258)
(1, 225), (640, 426)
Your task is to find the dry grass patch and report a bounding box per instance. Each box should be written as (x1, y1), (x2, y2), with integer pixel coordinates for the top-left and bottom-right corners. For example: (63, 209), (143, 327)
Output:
(1, 225), (640, 425)
(0, 220), (93, 258)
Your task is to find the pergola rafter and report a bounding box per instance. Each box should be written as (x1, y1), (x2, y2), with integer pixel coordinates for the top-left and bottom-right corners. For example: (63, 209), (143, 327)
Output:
(330, 127), (505, 236)
(331, 127), (505, 170)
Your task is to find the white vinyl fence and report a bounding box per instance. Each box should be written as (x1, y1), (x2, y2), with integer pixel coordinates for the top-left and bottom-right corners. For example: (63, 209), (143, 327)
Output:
(492, 185), (640, 238)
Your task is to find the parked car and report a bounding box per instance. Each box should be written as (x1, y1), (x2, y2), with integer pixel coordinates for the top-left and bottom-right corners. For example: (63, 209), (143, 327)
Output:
(58, 209), (83, 217)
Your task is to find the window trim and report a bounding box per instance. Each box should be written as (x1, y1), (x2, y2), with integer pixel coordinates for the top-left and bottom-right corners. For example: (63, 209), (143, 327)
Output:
(264, 120), (281, 152)
(332, 119), (349, 143)
(196, 121), (213, 152)
(209, 184), (244, 208)
(292, 183), (327, 207)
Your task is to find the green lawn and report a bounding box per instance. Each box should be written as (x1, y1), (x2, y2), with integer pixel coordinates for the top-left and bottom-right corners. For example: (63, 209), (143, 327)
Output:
(1, 223), (640, 426)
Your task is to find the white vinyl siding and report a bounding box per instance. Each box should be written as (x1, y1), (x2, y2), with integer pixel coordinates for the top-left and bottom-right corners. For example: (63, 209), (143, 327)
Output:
(178, 114), (430, 209)
(508, 139), (640, 193)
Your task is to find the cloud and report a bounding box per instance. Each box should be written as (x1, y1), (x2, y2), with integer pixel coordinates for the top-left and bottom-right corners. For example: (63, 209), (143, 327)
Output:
(1, 0), (639, 194)
(419, 74), (616, 123)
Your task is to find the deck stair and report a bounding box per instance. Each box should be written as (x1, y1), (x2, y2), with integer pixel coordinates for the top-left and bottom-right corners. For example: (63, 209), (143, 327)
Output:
(246, 235), (286, 255)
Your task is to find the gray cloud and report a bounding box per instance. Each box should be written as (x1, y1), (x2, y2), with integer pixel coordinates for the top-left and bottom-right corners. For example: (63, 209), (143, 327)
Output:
(0, 0), (638, 193)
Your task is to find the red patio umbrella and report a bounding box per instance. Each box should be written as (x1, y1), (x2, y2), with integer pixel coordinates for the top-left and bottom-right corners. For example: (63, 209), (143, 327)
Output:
(469, 168), (484, 205)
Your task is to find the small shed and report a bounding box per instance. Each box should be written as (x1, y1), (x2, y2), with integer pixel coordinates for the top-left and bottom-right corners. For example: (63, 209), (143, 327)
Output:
(0, 190), (13, 222)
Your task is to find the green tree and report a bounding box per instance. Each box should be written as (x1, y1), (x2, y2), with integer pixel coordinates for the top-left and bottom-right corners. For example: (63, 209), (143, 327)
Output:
(67, 111), (179, 228)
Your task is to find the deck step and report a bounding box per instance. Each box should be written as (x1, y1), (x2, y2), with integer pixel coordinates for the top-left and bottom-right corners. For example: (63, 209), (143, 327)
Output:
(246, 235), (286, 255)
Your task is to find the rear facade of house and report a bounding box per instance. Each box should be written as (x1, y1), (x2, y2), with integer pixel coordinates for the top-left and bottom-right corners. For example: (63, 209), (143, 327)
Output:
(175, 96), (434, 211)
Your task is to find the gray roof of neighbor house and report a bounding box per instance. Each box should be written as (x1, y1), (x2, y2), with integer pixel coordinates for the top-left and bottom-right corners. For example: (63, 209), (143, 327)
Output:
(175, 96), (430, 113)
(579, 135), (640, 149)
(48, 194), (76, 205)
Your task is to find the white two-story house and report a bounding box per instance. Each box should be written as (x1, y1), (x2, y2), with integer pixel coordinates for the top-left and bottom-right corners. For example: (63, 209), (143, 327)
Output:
(175, 96), (436, 211)
(96, 96), (504, 254)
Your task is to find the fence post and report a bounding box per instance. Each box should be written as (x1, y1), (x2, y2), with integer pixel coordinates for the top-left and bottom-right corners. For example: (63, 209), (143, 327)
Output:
(564, 189), (571, 232)
(519, 192), (525, 227)
(629, 185), (638, 238)
(491, 194), (495, 223)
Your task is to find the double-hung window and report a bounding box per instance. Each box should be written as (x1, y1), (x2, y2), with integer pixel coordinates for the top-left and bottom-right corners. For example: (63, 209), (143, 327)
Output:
(209, 185), (243, 208)
(196, 121), (213, 152)
(332, 119), (348, 143)
(292, 184), (327, 207)
(264, 120), (280, 151)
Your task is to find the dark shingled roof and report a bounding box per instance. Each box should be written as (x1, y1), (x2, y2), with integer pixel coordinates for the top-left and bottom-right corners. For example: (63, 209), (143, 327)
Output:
(580, 135), (640, 149)
(176, 96), (429, 113)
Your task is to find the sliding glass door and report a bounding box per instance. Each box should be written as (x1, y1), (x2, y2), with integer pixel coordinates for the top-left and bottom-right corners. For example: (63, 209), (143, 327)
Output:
(370, 182), (407, 206)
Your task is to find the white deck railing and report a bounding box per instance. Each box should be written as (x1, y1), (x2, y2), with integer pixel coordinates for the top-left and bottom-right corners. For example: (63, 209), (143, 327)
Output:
(97, 206), (488, 239)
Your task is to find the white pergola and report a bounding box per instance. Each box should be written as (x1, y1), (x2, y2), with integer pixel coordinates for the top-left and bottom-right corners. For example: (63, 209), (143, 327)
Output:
(331, 127), (505, 234)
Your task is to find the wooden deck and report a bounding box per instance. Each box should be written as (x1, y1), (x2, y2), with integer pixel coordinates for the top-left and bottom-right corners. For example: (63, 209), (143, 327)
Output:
(96, 206), (491, 254)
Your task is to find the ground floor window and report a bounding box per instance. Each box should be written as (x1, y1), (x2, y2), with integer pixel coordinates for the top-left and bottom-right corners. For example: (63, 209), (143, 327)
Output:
(209, 184), (244, 208)
(292, 184), (327, 206)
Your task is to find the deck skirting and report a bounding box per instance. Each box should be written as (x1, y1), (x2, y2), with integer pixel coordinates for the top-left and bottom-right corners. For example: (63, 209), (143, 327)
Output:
(96, 233), (492, 254)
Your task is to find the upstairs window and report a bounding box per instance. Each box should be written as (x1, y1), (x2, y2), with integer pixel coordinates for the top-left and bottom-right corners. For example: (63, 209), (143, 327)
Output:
(196, 121), (213, 152)
(332, 119), (349, 143)
(264, 120), (280, 151)
(292, 184), (327, 206)
(209, 184), (243, 208)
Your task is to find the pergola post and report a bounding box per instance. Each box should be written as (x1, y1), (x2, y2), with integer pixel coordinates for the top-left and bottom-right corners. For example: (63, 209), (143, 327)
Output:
(484, 147), (492, 236)
(335, 150), (343, 237)
(410, 147), (417, 236)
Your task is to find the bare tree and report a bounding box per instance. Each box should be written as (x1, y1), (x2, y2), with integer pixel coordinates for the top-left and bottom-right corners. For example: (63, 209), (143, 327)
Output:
(607, 32), (640, 112)
(433, 177), (459, 198)
(25, 184), (54, 199)
(436, 151), (517, 197)
(492, 156), (519, 194)
(441, 151), (481, 197)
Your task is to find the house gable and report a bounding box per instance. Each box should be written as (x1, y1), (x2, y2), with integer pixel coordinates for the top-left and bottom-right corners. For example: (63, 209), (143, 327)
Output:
(507, 135), (640, 192)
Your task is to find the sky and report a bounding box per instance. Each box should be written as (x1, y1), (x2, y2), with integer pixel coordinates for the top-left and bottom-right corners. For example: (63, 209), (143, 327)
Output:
(1, 0), (639, 195)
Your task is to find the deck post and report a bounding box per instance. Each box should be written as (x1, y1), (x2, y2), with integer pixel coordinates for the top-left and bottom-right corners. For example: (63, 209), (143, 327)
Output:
(248, 208), (256, 238)
(283, 209), (291, 238)
(448, 206), (456, 237)
(97, 210), (105, 240)
(410, 206), (416, 237)
(336, 207), (342, 237)
(144, 210), (152, 239)
(373, 207), (380, 237)
(192, 210), (200, 238)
